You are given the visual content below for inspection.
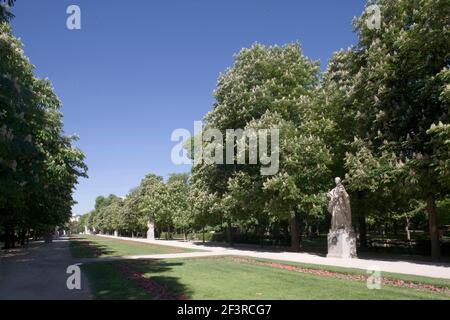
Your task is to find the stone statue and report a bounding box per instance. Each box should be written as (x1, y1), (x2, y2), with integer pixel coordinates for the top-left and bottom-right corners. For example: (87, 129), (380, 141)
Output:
(147, 218), (155, 240)
(327, 177), (352, 231)
(326, 177), (357, 259)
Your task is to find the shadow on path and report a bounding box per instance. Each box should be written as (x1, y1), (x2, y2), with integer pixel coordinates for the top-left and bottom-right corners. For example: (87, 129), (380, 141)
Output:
(0, 239), (92, 300)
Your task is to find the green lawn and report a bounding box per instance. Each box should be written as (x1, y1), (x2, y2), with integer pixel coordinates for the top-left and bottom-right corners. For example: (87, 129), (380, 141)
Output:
(82, 256), (450, 300)
(70, 235), (197, 258)
(82, 260), (152, 300)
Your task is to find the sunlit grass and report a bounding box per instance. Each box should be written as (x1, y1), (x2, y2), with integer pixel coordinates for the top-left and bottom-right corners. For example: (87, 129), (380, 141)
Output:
(70, 235), (197, 258)
(83, 256), (450, 300)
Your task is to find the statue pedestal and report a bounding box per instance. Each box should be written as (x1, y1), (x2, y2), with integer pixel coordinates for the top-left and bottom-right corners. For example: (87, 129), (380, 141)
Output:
(327, 229), (357, 259)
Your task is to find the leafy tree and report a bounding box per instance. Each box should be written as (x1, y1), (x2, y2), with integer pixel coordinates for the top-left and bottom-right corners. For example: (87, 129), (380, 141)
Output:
(340, 0), (450, 259)
(137, 174), (171, 235)
(120, 187), (147, 236)
(1, 12), (87, 248)
(167, 173), (192, 239)
(90, 195), (120, 233)
(189, 176), (221, 240)
(191, 43), (332, 250)
(78, 212), (91, 233)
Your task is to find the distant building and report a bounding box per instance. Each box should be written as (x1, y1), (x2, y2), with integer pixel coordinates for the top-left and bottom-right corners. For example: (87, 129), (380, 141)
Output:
(70, 215), (81, 223)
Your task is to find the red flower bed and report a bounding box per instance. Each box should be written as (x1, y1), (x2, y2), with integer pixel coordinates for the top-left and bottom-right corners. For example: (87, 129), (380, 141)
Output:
(115, 263), (188, 300)
(230, 257), (450, 296)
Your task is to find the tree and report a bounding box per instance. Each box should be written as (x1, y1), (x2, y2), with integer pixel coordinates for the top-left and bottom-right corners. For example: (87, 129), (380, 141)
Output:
(78, 212), (91, 233)
(167, 173), (192, 239)
(120, 187), (147, 236)
(244, 111), (332, 250)
(89, 195), (120, 233)
(1, 13), (87, 248)
(340, 0), (450, 259)
(189, 176), (221, 241)
(138, 174), (171, 235)
(191, 43), (332, 250)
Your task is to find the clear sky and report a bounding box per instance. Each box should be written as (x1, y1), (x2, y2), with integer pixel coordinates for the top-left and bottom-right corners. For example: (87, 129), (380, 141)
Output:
(11, 0), (366, 215)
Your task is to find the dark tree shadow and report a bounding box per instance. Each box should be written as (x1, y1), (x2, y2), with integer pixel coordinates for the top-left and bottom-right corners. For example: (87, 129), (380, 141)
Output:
(82, 259), (193, 300)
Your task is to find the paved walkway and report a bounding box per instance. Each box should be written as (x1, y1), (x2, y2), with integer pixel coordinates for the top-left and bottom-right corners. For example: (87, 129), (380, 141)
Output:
(95, 234), (450, 280)
(0, 238), (91, 300)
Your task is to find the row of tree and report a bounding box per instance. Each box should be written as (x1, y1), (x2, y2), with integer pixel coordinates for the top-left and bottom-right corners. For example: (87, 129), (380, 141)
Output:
(83, 173), (191, 239)
(83, 0), (449, 259)
(0, 0), (87, 248)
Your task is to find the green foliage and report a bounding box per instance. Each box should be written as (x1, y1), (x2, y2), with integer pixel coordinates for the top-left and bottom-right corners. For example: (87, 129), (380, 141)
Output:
(84, 1), (449, 258)
(167, 173), (192, 231)
(0, 14), (87, 246)
(85, 173), (195, 236)
(346, 0), (449, 194)
(188, 43), (333, 244)
(322, 0), (450, 256)
(438, 199), (450, 226)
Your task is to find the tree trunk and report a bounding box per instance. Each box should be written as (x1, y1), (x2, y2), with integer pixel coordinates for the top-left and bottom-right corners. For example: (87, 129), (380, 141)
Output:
(355, 191), (368, 249)
(4, 224), (10, 250)
(405, 216), (411, 242)
(202, 228), (205, 243)
(283, 223), (290, 246)
(393, 221), (399, 236)
(10, 227), (15, 248)
(358, 213), (367, 249)
(289, 215), (300, 251)
(273, 223), (280, 246)
(259, 224), (264, 248)
(227, 221), (234, 247)
(20, 228), (26, 246)
(426, 194), (440, 260)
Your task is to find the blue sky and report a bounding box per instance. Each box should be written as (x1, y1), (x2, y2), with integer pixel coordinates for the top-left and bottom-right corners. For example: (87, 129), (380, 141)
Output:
(11, 0), (366, 215)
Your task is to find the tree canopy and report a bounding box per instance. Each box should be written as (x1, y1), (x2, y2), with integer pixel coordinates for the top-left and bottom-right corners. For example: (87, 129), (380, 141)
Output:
(0, 2), (87, 248)
(66, 0), (450, 258)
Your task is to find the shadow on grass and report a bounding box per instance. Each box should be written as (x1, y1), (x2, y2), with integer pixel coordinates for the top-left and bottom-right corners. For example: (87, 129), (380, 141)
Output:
(70, 238), (116, 258)
(70, 235), (193, 258)
(83, 259), (192, 300)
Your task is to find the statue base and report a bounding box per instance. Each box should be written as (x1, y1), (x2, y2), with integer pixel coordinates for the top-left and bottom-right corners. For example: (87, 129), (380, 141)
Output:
(327, 229), (357, 259)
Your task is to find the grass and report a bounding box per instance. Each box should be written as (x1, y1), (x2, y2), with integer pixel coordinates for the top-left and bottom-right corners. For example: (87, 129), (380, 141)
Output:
(250, 257), (450, 288)
(82, 256), (450, 300)
(69, 235), (197, 258)
(82, 262), (151, 300)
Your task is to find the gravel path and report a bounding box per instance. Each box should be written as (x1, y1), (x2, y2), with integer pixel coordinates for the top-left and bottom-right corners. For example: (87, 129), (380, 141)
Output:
(0, 238), (92, 300)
